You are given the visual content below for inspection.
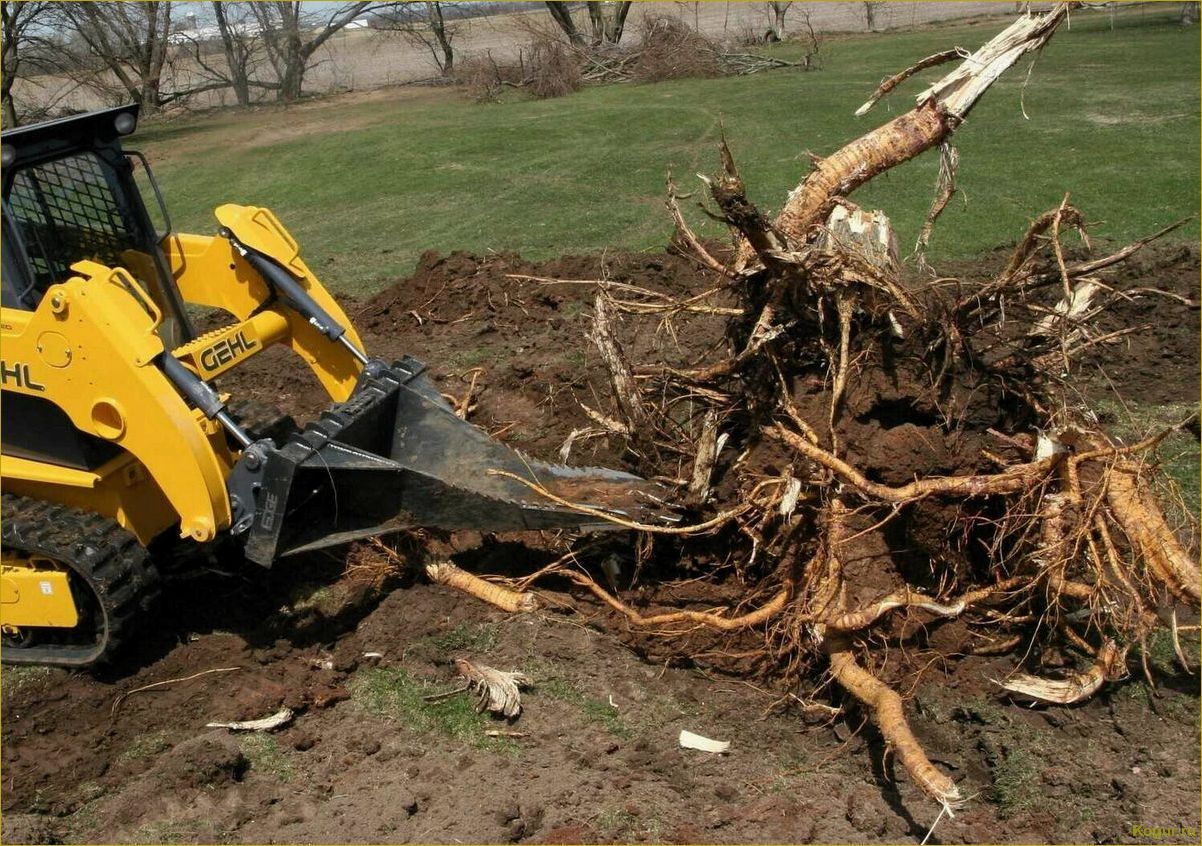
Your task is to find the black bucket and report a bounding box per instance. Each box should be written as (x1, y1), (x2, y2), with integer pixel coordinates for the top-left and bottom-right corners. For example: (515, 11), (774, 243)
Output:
(239, 357), (660, 566)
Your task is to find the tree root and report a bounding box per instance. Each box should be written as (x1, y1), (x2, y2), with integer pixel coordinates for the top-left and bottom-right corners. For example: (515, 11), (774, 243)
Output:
(826, 576), (1027, 633)
(426, 561), (539, 613)
(587, 293), (651, 441)
(827, 641), (963, 810)
(1104, 457), (1201, 607)
(766, 424), (1059, 501)
(665, 174), (737, 277)
(998, 639), (1127, 705)
(560, 568), (793, 631)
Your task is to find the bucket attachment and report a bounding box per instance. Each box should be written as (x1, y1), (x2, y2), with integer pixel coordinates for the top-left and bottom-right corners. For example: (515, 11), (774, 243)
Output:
(232, 358), (662, 566)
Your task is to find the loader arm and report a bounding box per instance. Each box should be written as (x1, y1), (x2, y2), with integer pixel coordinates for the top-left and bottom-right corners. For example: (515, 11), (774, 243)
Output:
(164, 204), (366, 403)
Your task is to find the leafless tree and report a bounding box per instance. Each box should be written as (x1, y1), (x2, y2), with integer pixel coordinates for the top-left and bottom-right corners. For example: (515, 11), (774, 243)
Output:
(586, 1), (632, 45)
(167, 2), (270, 108)
(250, 2), (372, 102)
(372, 2), (457, 76)
(1, 1), (60, 126)
(213, 2), (259, 105)
(421, 2), (454, 74)
(764, 1), (791, 41)
(56, 2), (179, 114)
(544, 1), (585, 45)
(545, 1), (632, 47)
(863, 1), (882, 32)
(795, 5), (821, 68)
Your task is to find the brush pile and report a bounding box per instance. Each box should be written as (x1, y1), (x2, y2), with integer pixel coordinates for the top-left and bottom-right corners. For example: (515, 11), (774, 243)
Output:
(459, 15), (813, 103)
(453, 3), (1198, 815)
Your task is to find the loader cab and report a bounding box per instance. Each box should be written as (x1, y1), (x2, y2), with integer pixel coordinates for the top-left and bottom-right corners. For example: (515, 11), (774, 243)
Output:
(0, 104), (193, 348)
(1, 105), (196, 471)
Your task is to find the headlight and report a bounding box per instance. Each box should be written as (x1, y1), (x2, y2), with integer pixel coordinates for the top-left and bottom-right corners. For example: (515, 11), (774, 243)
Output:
(114, 112), (137, 136)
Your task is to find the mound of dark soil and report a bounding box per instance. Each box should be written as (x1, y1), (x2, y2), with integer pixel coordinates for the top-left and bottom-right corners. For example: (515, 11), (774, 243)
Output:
(1080, 242), (1200, 404)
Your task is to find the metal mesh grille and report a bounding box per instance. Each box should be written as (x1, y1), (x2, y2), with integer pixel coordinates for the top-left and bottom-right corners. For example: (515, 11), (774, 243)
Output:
(6, 152), (141, 290)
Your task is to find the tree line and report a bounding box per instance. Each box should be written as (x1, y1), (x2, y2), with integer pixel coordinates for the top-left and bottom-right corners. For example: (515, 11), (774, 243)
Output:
(11, 1), (1132, 127)
(0, 1), (751, 124)
(2, 1), (491, 125)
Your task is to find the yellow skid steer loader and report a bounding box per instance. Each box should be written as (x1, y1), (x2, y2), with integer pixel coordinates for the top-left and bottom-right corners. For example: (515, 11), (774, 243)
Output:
(0, 105), (653, 667)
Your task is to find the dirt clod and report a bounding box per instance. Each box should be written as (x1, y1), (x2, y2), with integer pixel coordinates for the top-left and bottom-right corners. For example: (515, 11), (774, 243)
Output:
(398, 792), (419, 816)
(138, 731), (244, 792)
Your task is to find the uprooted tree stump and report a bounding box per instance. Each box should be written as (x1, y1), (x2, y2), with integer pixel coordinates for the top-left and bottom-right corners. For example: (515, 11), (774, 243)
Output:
(434, 2), (1199, 818)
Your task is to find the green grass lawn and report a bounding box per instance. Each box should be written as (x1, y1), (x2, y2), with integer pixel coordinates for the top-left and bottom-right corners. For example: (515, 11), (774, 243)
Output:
(136, 5), (1199, 295)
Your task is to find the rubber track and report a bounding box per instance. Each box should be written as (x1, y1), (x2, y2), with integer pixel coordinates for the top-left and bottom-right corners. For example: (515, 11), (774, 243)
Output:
(1, 493), (159, 667)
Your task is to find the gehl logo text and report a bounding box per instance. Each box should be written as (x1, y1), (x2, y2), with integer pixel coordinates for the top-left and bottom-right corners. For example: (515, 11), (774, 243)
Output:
(0, 360), (46, 392)
(200, 330), (257, 372)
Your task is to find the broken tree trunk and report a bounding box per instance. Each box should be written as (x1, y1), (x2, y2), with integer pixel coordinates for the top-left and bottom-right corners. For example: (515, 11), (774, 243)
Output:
(735, 2), (1076, 267)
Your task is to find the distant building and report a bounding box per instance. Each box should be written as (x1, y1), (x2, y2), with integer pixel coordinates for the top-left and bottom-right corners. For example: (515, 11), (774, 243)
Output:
(167, 13), (371, 45)
(167, 9), (270, 45)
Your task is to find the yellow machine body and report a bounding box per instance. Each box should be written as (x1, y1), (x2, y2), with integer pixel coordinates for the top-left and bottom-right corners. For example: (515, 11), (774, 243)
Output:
(0, 555), (79, 629)
(0, 205), (364, 553)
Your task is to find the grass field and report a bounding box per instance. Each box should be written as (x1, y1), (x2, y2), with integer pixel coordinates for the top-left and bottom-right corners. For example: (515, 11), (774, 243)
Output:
(136, 5), (1199, 294)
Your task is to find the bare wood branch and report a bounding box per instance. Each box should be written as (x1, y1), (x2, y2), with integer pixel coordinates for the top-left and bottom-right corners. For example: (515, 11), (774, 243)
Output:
(586, 293), (650, 438)
(854, 47), (963, 117)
